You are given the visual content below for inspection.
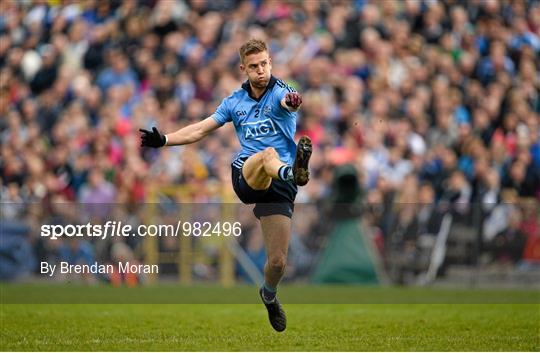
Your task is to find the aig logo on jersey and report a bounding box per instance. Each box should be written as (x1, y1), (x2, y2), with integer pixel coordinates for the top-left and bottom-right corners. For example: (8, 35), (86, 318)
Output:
(242, 118), (277, 140)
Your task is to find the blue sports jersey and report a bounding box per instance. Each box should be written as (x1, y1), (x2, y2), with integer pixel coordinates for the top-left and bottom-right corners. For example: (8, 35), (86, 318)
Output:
(212, 76), (298, 168)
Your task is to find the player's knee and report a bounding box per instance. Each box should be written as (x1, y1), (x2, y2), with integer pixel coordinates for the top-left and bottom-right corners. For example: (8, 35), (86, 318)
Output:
(263, 147), (277, 159)
(268, 256), (286, 275)
(262, 147), (278, 165)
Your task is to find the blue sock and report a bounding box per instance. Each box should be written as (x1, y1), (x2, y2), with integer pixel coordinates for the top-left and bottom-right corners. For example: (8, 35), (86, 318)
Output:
(262, 282), (277, 302)
(278, 165), (293, 182)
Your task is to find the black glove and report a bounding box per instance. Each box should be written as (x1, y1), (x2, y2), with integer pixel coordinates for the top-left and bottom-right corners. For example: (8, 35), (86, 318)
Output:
(139, 127), (166, 148)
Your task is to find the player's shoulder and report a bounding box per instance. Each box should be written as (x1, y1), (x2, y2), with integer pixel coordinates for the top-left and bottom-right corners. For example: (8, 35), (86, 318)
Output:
(218, 87), (248, 112)
(224, 87), (248, 101)
(272, 76), (297, 93)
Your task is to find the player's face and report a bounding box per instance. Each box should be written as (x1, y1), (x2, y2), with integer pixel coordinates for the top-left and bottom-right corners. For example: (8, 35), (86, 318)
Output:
(241, 51), (272, 89)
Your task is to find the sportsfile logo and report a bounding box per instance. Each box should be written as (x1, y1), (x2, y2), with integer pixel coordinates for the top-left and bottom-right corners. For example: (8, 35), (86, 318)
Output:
(242, 118), (277, 140)
(40, 221), (242, 240)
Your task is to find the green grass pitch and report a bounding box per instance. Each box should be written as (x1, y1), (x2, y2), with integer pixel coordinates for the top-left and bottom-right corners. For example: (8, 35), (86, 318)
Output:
(1, 284), (538, 351)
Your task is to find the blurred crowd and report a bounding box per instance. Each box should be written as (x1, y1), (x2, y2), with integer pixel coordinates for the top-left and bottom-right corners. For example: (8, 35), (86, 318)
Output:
(1, 0), (539, 282)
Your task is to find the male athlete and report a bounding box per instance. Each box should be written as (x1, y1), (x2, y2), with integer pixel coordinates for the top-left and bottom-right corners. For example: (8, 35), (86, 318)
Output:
(140, 39), (311, 332)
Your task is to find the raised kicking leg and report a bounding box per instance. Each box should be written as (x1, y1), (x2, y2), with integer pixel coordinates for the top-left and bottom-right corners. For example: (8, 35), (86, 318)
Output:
(242, 136), (312, 189)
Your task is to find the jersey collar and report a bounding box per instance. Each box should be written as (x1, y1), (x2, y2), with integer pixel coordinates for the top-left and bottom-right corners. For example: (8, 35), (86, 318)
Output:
(242, 75), (277, 102)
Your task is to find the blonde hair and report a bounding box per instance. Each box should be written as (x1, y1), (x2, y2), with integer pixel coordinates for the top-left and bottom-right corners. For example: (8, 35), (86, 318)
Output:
(239, 39), (268, 64)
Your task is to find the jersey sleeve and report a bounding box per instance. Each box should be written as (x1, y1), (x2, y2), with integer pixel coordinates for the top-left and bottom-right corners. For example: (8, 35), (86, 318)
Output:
(212, 97), (232, 126)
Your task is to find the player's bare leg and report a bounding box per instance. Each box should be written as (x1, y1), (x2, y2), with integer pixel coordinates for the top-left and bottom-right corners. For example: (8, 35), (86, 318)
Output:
(241, 139), (312, 332)
(241, 149), (291, 332)
(258, 214), (291, 332)
(260, 214), (291, 288)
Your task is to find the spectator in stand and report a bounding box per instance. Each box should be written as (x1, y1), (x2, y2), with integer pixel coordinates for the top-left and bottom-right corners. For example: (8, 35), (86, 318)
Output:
(488, 208), (527, 264)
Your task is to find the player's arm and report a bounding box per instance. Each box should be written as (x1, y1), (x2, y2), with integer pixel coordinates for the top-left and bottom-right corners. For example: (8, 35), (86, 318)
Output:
(280, 92), (302, 112)
(139, 116), (221, 148)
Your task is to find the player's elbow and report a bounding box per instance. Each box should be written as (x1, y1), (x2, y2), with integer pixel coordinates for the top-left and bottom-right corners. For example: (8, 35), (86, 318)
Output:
(190, 124), (207, 142)
(191, 130), (203, 143)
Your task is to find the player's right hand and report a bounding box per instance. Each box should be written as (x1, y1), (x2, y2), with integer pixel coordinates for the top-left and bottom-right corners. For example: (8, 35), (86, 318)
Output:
(139, 127), (166, 148)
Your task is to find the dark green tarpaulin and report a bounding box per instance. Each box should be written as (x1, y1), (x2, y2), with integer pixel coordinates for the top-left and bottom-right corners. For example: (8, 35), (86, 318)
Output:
(312, 220), (379, 284)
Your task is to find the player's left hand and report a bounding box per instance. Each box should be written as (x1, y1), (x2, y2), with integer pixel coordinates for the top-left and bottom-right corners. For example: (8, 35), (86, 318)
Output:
(139, 127), (166, 148)
(285, 92), (302, 109)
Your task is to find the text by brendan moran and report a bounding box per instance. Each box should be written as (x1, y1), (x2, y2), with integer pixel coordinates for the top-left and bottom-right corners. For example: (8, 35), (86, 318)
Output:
(41, 262), (158, 276)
